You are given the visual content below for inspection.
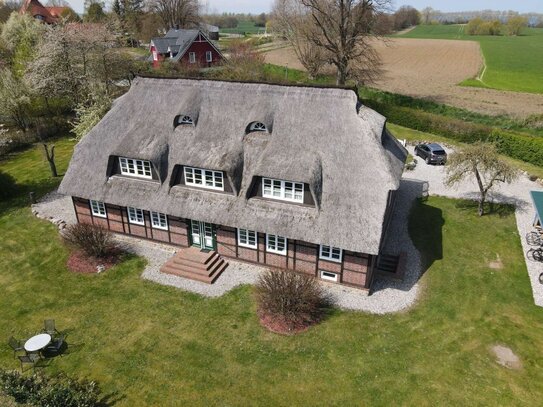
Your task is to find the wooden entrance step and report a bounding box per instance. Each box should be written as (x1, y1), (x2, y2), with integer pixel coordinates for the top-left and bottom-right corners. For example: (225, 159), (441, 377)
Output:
(160, 247), (228, 284)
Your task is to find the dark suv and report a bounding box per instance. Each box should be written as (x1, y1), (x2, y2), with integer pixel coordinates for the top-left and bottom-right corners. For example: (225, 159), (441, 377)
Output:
(414, 143), (447, 165)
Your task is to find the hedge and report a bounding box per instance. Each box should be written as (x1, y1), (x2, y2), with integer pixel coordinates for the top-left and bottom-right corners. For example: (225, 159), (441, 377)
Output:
(364, 100), (543, 167)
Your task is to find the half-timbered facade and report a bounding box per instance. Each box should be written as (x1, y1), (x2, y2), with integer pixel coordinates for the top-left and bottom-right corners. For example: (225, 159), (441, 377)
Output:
(59, 78), (407, 290)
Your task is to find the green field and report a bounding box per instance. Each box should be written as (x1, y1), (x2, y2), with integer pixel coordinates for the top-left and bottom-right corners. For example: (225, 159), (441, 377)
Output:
(220, 21), (266, 35)
(399, 25), (543, 94)
(2, 140), (543, 405)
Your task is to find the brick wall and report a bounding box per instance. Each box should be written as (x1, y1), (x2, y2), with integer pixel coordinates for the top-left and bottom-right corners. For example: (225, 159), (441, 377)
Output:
(72, 197), (373, 290)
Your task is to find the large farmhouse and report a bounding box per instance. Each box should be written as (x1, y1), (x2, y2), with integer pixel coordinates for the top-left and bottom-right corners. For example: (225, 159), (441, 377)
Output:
(59, 78), (407, 290)
(149, 28), (224, 68)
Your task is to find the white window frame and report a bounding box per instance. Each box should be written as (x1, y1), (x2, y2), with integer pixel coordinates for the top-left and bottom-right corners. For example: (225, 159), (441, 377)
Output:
(249, 122), (267, 132)
(189, 52), (196, 63)
(119, 157), (152, 179)
(184, 166), (224, 191)
(320, 270), (338, 282)
(238, 228), (257, 249)
(206, 50), (212, 62)
(151, 211), (168, 230)
(266, 234), (287, 256)
(90, 200), (106, 218)
(127, 207), (144, 225)
(177, 115), (193, 125)
(319, 245), (343, 263)
(262, 178), (304, 203)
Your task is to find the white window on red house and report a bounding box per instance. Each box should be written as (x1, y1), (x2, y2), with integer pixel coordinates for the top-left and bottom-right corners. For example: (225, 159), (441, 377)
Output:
(90, 200), (106, 218)
(206, 51), (212, 62)
(319, 245), (342, 263)
(151, 211), (168, 230)
(128, 207), (144, 225)
(266, 234), (287, 255)
(238, 228), (257, 249)
(189, 52), (196, 63)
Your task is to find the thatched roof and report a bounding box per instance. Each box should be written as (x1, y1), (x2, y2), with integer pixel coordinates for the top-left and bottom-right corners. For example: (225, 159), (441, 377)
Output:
(59, 78), (407, 254)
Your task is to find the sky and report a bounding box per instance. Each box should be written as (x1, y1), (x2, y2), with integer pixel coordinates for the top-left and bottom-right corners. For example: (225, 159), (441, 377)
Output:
(67, 0), (543, 16)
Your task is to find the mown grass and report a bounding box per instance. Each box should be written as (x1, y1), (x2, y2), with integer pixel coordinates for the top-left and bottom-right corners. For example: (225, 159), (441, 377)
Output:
(388, 123), (543, 179)
(399, 25), (543, 94)
(220, 21), (266, 34)
(1, 136), (543, 405)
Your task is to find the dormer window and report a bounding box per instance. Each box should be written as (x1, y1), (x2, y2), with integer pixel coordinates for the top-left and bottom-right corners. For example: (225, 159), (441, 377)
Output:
(175, 115), (193, 127)
(262, 178), (303, 203)
(249, 122), (267, 132)
(119, 157), (152, 179)
(184, 166), (224, 191)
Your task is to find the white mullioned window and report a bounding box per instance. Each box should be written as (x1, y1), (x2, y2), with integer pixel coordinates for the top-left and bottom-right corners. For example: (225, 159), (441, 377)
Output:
(90, 200), (106, 218)
(249, 122), (267, 132)
(184, 167), (224, 191)
(189, 52), (196, 63)
(319, 245), (343, 263)
(266, 234), (287, 255)
(320, 270), (338, 282)
(128, 207), (144, 225)
(151, 211), (168, 230)
(177, 115), (193, 125)
(206, 51), (212, 62)
(262, 178), (304, 203)
(119, 157), (152, 179)
(238, 228), (257, 249)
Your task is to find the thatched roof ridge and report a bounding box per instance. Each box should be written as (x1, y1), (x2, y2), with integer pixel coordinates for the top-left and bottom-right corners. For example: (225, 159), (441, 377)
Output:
(59, 77), (407, 254)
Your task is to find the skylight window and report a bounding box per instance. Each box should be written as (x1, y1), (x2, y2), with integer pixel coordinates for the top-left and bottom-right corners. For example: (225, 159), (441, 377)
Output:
(249, 122), (267, 132)
(175, 115), (194, 127)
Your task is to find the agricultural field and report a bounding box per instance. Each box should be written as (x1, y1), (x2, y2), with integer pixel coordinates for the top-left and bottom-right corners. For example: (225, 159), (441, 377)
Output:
(264, 34), (543, 117)
(400, 25), (543, 95)
(220, 20), (266, 35)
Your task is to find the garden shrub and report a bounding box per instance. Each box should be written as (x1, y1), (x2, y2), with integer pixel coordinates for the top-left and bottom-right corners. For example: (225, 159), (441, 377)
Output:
(255, 269), (330, 331)
(0, 369), (103, 407)
(364, 100), (543, 167)
(63, 223), (117, 259)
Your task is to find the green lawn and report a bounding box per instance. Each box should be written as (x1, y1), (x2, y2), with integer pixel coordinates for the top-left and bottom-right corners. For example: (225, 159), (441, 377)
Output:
(220, 21), (266, 35)
(1, 141), (543, 405)
(399, 25), (543, 94)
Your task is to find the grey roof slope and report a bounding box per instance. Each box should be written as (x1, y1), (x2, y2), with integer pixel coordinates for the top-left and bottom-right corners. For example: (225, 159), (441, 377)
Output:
(59, 78), (407, 255)
(150, 29), (223, 62)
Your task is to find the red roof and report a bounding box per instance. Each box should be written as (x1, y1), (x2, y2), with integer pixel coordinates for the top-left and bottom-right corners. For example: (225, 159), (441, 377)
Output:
(19, 0), (70, 24)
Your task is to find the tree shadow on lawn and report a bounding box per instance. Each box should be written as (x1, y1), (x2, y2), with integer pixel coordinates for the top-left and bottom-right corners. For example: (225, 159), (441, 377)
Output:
(454, 199), (517, 218)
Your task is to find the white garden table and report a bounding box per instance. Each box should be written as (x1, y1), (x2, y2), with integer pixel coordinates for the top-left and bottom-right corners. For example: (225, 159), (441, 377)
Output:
(24, 333), (51, 352)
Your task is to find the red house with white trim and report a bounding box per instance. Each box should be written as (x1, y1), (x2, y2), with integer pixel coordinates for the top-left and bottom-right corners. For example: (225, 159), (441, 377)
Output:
(19, 0), (70, 24)
(149, 28), (224, 69)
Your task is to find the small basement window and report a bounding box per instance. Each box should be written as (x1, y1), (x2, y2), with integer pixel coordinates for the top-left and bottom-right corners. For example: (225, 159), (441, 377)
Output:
(320, 270), (338, 282)
(249, 122), (267, 132)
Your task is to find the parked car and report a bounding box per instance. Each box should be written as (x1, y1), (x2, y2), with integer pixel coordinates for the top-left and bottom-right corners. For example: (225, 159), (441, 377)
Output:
(414, 143), (447, 165)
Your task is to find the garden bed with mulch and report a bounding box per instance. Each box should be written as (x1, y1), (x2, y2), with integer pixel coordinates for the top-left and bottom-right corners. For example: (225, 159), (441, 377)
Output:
(258, 310), (319, 335)
(67, 250), (121, 274)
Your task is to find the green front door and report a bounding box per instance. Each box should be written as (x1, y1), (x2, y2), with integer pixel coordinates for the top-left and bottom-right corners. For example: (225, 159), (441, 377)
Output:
(190, 220), (215, 250)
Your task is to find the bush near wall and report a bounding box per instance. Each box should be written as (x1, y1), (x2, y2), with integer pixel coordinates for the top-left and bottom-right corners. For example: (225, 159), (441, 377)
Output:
(365, 100), (543, 167)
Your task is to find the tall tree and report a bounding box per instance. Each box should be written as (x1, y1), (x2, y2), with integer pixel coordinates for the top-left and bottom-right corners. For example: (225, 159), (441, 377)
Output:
(149, 0), (200, 30)
(445, 143), (518, 216)
(84, 1), (106, 23)
(0, 68), (32, 131)
(294, 0), (391, 85)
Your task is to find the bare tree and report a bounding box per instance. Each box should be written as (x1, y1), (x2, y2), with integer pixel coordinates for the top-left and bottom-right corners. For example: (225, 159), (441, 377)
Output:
(272, 0), (326, 78)
(445, 143), (518, 216)
(297, 0), (391, 85)
(421, 7), (434, 25)
(43, 143), (57, 177)
(148, 0), (200, 30)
